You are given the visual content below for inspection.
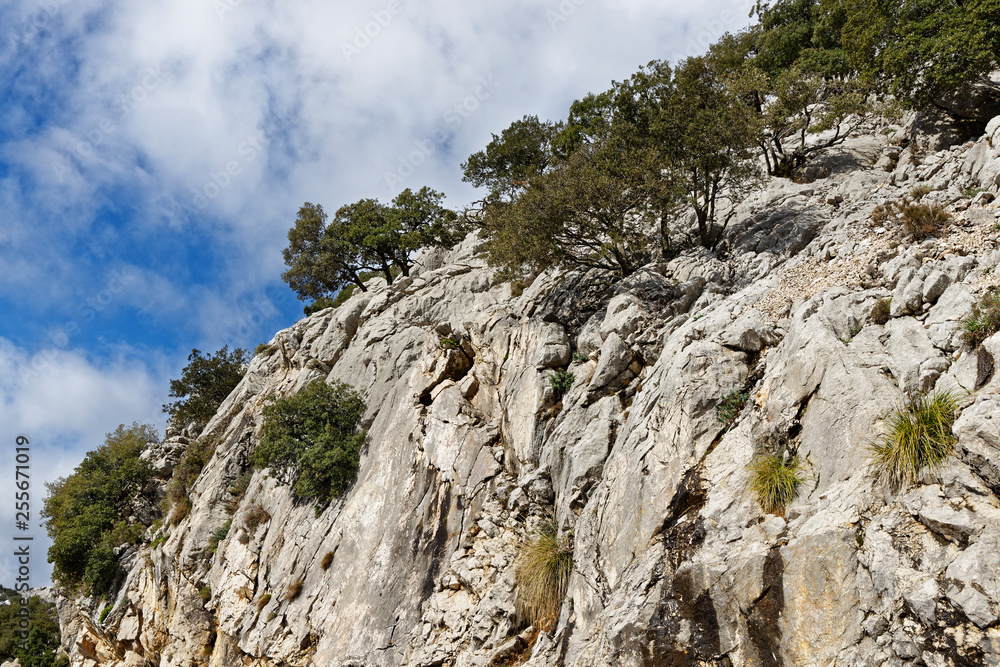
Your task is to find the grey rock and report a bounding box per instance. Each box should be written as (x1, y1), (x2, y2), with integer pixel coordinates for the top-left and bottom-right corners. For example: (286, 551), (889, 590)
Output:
(588, 332), (633, 390)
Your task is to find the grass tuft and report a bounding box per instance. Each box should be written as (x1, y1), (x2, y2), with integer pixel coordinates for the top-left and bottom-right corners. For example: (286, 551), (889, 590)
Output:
(514, 523), (573, 632)
(871, 298), (892, 325)
(321, 550), (336, 570)
(747, 454), (804, 514)
(286, 578), (305, 602)
(961, 290), (1000, 349)
(869, 391), (958, 490)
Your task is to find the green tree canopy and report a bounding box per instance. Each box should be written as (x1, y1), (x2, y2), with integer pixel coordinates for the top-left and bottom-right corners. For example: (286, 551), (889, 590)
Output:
(252, 380), (367, 503)
(162, 346), (249, 430)
(282, 187), (458, 303)
(462, 115), (562, 204)
(42, 423), (158, 594)
(468, 55), (762, 275)
(842, 0), (1000, 108)
(281, 203), (371, 302)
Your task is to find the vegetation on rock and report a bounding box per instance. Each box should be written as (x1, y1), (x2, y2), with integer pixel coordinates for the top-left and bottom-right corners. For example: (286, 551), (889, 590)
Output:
(42, 423), (158, 595)
(869, 391), (959, 489)
(252, 380), (368, 503)
(716, 389), (750, 429)
(747, 453), (804, 514)
(514, 524), (573, 632)
(282, 187), (459, 303)
(162, 437), (217, 526)
(162, 346), (249, 431)
(962, 289), (1000, 348)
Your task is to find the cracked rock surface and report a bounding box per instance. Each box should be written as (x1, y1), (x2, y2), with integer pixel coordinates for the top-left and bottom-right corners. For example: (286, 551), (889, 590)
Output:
(56, 117), (1000, 666)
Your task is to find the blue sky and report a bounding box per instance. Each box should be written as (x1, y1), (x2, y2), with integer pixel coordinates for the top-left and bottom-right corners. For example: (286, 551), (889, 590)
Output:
(0, 0), (753, 587)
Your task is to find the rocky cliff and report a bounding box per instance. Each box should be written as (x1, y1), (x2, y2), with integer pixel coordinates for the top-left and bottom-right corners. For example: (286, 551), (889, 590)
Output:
(57, 114), (1000, 666)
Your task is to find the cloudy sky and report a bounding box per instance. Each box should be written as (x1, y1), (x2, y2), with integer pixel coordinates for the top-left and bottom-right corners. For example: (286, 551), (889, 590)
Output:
(0, 0), (753, 586)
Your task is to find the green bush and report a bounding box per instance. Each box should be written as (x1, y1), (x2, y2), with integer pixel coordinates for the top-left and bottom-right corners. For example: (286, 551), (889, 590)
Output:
(961, 290), (1000, 349)
(716, 390), (750, 428)
(226, 473), (253, 514)
(548, 369), (575, 398)
(162, 346), (249, 431)
(747, 453), (804, 514)
(99, 604), (113, 624)
(42, 423), (158, 595)
(870, 391), (958, 490)
(208, 520), (231, 554)
(252, 380), (367, 503)
(0, 591), (62, 667)
(514, 523), (573, 632)
(256, 593), (272, 611)
(199, 586), (212, 601)
(254, 342), (275, 356)
(161, 437), (216, 525)
(871, 298), (892, 325)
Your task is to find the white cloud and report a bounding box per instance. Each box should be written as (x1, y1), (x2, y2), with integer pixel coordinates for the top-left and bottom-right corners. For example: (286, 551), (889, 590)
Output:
(0, 338), (166, 586)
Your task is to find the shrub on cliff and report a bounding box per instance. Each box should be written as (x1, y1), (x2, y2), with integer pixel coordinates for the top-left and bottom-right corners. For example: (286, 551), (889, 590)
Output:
(42, 423), (158, 594)
(252, 380), (367, 503)
(162, 346), (249, 431)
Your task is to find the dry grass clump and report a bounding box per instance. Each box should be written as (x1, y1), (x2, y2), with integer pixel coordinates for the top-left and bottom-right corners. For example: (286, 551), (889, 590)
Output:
(286, 578), (305, 602)
(747, 454), (804, 514)
(871, 298), (892, 325)
(321, 550), (336, 570)
(243, 504), (271, 532)
(514, 523), (573, 632)
(870, 197), (951, 240)
(869, 391), (958, 490)
(256, 593), (272, 611)
(901, 201), (951, 240)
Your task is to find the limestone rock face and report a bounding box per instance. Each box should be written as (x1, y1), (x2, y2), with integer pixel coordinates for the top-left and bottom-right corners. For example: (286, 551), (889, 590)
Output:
(56, 123), (1000, 666)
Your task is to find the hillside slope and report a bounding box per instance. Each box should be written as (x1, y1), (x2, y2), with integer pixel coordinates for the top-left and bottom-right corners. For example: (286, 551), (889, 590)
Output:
(57, 116), (1000, 666)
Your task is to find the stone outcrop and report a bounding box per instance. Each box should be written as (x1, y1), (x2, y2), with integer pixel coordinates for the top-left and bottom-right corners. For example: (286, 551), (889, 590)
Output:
(57, 114), (1000, 666)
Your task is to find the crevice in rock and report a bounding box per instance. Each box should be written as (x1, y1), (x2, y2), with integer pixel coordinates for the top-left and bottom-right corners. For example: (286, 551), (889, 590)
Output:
(745, 547), (785, 667)
(976, 346), (995, 390)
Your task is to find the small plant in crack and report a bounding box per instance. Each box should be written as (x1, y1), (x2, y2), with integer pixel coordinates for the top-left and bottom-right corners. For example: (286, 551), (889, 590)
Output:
(716, 389), (749, 429)
(747, 453), (804, 514)
(548, 369), (575, 399)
